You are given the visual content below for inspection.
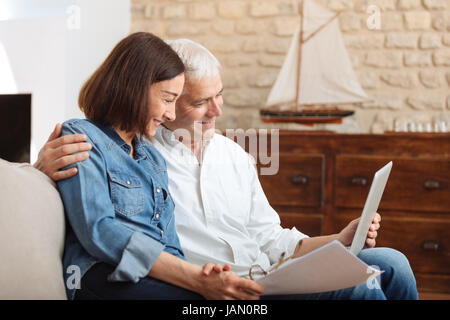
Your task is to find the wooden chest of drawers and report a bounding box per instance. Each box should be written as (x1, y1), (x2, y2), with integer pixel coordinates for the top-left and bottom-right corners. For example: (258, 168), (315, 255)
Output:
(245, 131), (450, 297)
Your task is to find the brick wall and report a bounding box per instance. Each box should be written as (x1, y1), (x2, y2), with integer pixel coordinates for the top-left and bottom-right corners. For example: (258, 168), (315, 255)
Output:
(131, 0), (450, 133)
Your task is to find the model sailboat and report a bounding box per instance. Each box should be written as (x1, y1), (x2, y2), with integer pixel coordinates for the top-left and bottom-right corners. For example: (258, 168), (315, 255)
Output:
(261, 0), (368, 125)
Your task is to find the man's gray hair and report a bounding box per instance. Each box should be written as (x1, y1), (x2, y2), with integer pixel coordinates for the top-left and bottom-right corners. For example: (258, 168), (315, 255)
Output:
(165, 38), (221, 81)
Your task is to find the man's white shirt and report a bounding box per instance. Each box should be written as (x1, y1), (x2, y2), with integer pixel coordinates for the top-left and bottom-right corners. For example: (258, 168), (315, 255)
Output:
(151, 126), (308, 276)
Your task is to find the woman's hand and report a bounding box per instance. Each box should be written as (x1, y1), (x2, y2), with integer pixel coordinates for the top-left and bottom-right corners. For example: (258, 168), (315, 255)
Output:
(201, 262), (231, 276)
(337, 213), (381, 248)
(197, 263), (264, 300)
(150, 252), (264, 300)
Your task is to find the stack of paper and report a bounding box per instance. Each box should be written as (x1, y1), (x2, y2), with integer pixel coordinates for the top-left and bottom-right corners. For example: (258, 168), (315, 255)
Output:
(256, 240), (383, 295)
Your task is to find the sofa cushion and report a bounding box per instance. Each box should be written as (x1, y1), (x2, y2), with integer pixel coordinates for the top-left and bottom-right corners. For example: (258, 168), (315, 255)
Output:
(0, 158), (67, 299)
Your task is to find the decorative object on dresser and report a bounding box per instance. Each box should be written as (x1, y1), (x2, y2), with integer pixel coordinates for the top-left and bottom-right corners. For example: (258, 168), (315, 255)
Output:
(261, 0), (367, 125)
(244, 130), (450, 299)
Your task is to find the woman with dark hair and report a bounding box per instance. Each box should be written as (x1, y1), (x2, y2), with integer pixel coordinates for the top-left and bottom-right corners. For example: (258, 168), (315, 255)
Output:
(57, 32), (263, 300)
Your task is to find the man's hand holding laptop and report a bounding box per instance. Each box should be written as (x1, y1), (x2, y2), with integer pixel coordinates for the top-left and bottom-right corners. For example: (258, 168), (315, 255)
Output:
(338, 213), (381, 249)
(292, 213), (381, 259)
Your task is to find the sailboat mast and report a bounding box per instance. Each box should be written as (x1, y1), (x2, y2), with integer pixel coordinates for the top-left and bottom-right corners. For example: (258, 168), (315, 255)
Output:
(295, 0), (305, 112)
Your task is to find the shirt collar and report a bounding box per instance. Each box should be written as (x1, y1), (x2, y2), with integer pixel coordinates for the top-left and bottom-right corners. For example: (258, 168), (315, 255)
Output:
(94, 121), (147, 160)
(159, 125), (179, 146)
(158, 125), (215, 149)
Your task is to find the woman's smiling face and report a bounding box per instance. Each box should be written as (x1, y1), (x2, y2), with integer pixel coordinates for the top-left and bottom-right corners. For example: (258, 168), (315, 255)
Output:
(147, 73), (185, 137)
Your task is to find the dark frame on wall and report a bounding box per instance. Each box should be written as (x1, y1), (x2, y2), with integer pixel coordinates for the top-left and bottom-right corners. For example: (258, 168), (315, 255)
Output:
(0, 93), (31, 163)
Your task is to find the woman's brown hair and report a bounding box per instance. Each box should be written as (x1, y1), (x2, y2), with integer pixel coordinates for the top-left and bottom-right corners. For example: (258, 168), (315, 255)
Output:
(78, 32), (185, 139)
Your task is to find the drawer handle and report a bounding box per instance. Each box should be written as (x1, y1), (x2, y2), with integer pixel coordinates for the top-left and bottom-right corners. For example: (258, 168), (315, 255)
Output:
(421, 240), (440, 251)
(350, 176), (368, 187)
(423, 179), (441, 190)
(291, 174), (309, 186)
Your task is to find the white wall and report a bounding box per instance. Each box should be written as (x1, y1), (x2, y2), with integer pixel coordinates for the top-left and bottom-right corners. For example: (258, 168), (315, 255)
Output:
(0, 16), (67, 163)
(0, 41), (17, 92)
(0, 0), (130, 163)
(65, 0), (131, 120)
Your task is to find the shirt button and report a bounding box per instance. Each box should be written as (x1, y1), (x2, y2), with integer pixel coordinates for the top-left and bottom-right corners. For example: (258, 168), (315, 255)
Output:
(126, 180), (130, 185)
(156, 188), (161, 193)
(155, 213), (160, 219)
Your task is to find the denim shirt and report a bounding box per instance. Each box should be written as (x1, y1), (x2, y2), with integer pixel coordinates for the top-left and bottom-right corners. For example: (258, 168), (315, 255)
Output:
(57, 119), (184, 300)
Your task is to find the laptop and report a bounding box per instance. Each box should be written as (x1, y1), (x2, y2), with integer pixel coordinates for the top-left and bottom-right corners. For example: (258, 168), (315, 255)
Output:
(349, 161), (393, 255)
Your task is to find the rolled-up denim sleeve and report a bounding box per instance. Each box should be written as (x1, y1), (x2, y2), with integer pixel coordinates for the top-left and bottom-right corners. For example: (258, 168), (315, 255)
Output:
(57, 122), (165, 283)
(108, 232), (164, 282)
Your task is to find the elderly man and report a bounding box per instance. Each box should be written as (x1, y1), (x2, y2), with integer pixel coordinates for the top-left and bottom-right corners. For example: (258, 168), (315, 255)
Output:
(34, 39), (418, 300)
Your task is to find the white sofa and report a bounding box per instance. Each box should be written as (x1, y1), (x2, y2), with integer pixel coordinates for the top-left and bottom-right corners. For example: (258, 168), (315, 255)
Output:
(0, 158), (67, 299)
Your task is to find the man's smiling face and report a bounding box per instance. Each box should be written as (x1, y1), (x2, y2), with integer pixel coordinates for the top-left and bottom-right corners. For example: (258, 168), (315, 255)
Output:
(164, 72), (224, 141)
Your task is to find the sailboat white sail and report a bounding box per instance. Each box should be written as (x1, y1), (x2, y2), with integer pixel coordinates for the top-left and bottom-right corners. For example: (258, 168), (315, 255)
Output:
(266, 0), (368, 109)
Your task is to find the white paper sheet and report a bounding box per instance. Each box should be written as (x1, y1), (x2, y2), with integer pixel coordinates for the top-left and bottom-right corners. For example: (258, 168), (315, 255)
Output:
(256, 240), (383, 295)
